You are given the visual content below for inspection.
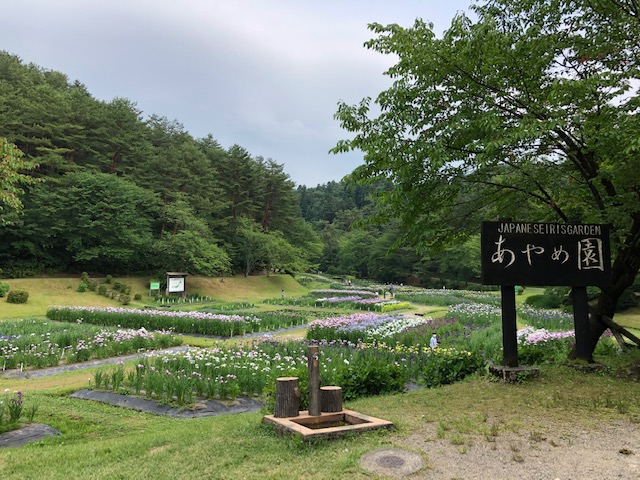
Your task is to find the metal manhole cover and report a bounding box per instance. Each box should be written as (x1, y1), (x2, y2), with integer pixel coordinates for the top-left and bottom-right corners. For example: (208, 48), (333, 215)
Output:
(378, 455), (406, 468)
(360, 448), (424, 477)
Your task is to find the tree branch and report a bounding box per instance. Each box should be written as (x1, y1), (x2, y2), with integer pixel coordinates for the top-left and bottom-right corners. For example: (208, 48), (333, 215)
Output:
(601, 315), (640, 347)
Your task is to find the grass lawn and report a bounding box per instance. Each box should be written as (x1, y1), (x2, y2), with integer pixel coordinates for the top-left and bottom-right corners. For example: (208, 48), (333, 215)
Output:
(0, 277), (121, 319)
(1, 277), (639, 479)
(616, 307), (640, 329)
(0, 274), (309, 319)
(1, 362), (639, 479)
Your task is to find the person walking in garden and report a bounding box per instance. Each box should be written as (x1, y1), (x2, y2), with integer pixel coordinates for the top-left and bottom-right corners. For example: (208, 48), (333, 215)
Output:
(281, 289), (285, 299)
(430, 332), (438, 349)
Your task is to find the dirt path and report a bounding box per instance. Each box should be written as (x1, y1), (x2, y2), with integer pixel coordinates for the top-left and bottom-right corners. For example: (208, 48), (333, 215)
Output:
(398, 417), (640, 479)
(0, 346), (189, 379)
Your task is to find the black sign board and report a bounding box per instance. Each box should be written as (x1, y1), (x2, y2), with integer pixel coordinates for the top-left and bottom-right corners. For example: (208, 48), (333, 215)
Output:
(481, 221), (611, 287)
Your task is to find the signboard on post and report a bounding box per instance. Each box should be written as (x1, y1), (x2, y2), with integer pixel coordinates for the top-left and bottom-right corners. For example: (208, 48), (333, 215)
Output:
(166, 272), (188, 298)
(481, 221), (611, 287)
(167, 277), (185, 293)
(481, 221), (611, 368)
(150, 281), (160, 290)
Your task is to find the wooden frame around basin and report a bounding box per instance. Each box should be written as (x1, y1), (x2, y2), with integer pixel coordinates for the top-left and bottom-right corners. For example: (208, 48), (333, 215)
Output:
(262, 409), (393, 441)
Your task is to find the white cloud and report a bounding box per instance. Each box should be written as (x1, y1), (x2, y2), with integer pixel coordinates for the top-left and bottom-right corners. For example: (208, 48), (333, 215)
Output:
(1, 0), (472, 186)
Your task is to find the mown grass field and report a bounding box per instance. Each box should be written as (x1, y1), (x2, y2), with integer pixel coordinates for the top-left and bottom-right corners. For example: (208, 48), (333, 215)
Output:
(1, 276), (639, 479)
(1, 361), (639, 479)
(0, 274), (310, 319)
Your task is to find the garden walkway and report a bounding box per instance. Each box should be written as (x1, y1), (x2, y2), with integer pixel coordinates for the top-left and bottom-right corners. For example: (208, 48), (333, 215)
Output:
(0, 321), (310, 381)
(0, 345), (190, 379)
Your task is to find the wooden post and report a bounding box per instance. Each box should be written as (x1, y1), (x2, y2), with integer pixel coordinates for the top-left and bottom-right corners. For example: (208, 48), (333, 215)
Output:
(274, 377), (300, 418)
(320, 386), (343, 412)
(501, 285), (518, 367)
(308, 345), (321, 416)
(572, 286), (592, 362)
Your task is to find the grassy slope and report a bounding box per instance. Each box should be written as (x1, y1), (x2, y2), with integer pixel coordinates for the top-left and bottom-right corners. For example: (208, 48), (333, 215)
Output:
(0, 274), (308, 319)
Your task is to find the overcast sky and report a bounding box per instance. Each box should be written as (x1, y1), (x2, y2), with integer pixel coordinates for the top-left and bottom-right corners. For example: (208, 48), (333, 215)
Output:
(2, 0), (473, 187)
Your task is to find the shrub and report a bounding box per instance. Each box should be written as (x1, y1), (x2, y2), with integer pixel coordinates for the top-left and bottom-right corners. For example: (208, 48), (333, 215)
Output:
(77, 282), (88, 293)
(120, 295), (131, 305)
(518, 341), (567, 365)
(134, 293), (142, 301)
(98, 285), (108, 296)
(105, 275), (113, 284)
(420, 348), (483, 388)
(7, 290), (29, 304)
(0, 281), (9, 297)
(336, 356), (408, 400)
(113, 281), (123, 292)
(524, 294), (564, 309)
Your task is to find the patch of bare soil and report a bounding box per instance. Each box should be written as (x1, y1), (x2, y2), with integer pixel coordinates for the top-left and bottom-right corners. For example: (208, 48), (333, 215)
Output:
(398, 417), (640, 479)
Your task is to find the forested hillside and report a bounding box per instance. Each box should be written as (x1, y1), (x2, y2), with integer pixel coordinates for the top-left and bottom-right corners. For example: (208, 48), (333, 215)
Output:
(0, 52), (474, 284)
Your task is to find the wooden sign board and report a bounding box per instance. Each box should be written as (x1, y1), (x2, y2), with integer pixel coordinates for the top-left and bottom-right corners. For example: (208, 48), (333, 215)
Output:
(481, 221), (611, 287)
(166, 272), (188, 296)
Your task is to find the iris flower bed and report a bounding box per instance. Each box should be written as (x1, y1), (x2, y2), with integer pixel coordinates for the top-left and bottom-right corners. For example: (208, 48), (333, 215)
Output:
(266, 288), (409, 313)
(194, 300), (255, 311)
(92, 338), (482, 406)
(445, 303), (502, 327)
(0, 318), (181, 370)
(518, 306), (574, 331)
(516, 326), (575, 364)
(365, 299), (411, 312)
(307, 312), (434, 343)
(200, 308), (316, 330)
(47, 306), (260, 336)
(310, 289), (378, 298)
(396, 289), (500, 307)
(394, 317), (490, 348)
(315, 296), (411, 312)
(93, 342), (350, 404)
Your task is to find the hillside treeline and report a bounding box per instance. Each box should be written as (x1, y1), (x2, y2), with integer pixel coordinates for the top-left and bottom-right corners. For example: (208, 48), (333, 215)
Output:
(0, 52), (474, 284)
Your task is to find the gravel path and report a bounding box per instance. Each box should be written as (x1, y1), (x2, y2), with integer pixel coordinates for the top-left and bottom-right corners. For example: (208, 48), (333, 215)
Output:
(397, 416), (640, 479)
(0, 346), (190, 379)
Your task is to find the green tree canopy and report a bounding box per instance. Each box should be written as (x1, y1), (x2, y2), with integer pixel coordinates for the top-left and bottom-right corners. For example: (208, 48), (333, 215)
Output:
(0, 137), (38, 225)
(333, 0), (640, 359)
(29, 172), (159, 272)
(0, 52), (318, 279)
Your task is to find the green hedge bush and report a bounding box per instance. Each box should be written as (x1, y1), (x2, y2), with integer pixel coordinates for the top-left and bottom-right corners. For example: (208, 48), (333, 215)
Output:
(7, 289), (29, 304)
(524, 294), (564, 309)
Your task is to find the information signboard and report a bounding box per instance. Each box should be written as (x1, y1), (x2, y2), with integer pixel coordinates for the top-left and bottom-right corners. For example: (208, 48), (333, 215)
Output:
(167, 277), (185, 293)
(481, 221), (611, 287)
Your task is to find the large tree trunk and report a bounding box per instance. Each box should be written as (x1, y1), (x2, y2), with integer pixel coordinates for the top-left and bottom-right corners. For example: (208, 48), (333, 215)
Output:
(570, 237), (640, 361)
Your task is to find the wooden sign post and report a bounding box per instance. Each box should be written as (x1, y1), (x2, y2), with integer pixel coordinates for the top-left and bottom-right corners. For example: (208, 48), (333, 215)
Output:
(481, 221), (611, 366)
(500, 285), (518, 368)
(307, 345), (321, 416)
